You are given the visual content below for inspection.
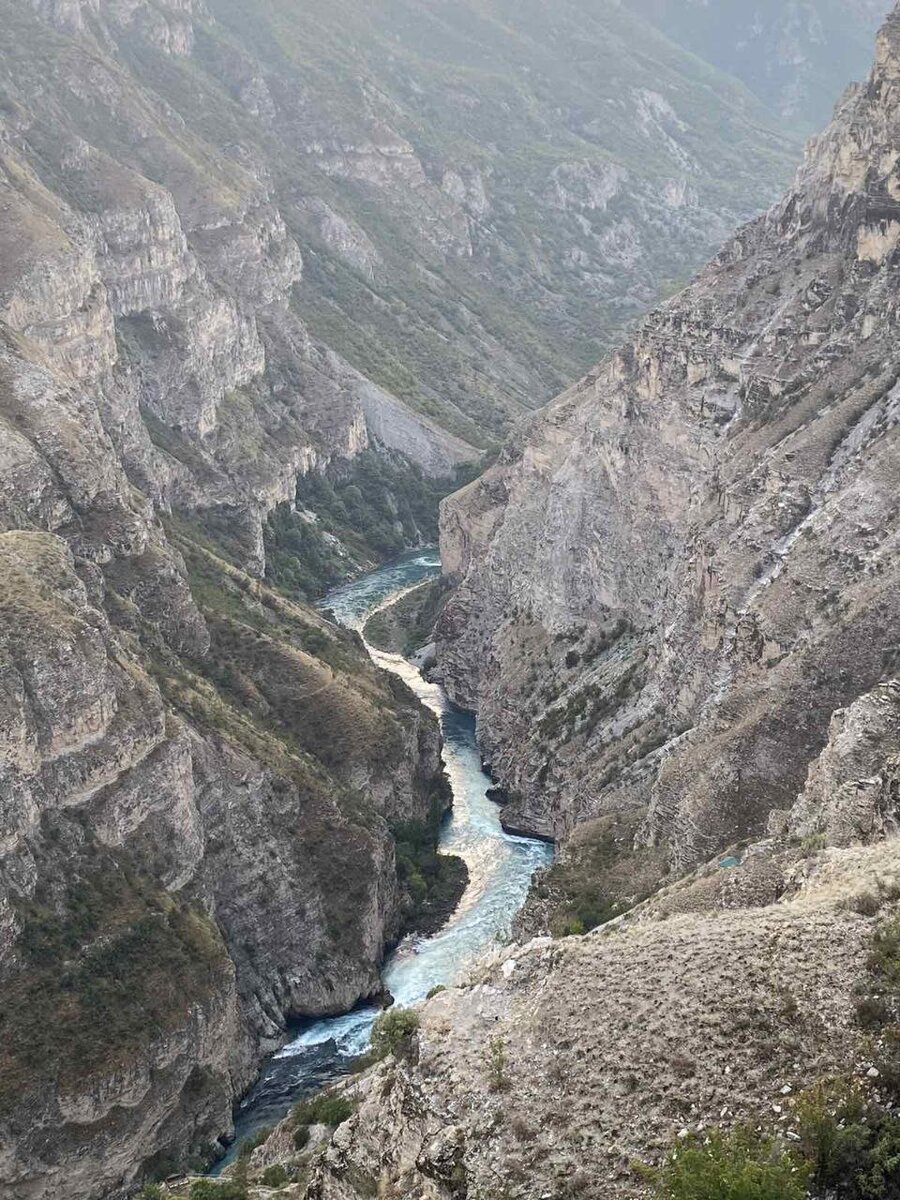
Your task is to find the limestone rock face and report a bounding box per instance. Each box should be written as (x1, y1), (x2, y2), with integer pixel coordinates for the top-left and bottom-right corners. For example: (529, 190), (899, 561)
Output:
(9, 0), (816, 458)
(438, 7), (900, 873)
(0, 185), (445, 1200)
(0, 333), (445, 1194)
(1, 0), (473, 562)
(788, 682), (900, 847)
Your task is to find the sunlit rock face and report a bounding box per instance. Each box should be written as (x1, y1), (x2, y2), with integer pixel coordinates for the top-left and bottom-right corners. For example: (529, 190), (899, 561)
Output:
(438, 8), (900, 873)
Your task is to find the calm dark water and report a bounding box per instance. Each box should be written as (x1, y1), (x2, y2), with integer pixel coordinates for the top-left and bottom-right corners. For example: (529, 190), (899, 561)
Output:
(215, 550), (553, 1163)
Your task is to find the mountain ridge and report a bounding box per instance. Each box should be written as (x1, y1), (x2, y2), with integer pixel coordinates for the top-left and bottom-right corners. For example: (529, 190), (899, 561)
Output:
(436, 0), (900, 884)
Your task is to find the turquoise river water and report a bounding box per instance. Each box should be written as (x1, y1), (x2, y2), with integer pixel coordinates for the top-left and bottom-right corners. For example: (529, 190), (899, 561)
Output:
(216, 550), (553, 1161)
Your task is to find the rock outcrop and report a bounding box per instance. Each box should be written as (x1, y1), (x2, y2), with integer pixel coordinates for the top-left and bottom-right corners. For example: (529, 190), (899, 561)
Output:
(0, 252), (445, 1195)
(438, 6), (900, 878)
(217, 675), (900, 1199)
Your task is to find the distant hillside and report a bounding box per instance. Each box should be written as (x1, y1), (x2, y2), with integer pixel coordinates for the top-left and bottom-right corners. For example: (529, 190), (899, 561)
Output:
(626, 0), (888, 129)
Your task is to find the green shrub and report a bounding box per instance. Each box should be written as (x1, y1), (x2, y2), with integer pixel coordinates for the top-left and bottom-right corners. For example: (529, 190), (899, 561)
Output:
(855, 996), (892, 1030)
(796, 1079), (900, 1200)
(260, 1165), (289, 1188)
(486, 1037), (509, 1092)
(188, 1181), (249, 1200)
(236, 1126), (272, 1159)
(800, 832), (828, 854)
(868, 916), (900, 992)
(855, 916), (900, 1035)
(371, 1007), (420, 1059)
(292, 1124), (310, 1150)
(137, 1187), (162, 1200)
(389, 804), (468, 936)
(426, 984), (446, 999)
(643, 1126), (806, 1200)
(874, 1026), (900, 1101)
(292, 1092), (354, 1128)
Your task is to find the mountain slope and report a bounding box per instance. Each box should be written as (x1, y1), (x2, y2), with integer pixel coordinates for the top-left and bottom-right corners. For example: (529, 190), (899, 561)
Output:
(203, 14), (900, 1196)
(438, 6), (900, 881)
(0, 1), (891, 1195)
(626, 0), (888, 129)
(211, 681), (900, 1199)
(4, 0), (804, 461)
(0, 318), (448, 1196)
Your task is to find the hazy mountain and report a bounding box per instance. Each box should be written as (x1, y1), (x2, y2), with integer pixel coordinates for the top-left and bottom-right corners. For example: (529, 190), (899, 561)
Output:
(626, 0), (888, 128)
(0, 2), (894, 1196)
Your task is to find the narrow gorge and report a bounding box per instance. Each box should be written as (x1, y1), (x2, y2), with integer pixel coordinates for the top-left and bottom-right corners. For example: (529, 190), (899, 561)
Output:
(215, 8), (900, 1199)
(0, 2), (898, 1199)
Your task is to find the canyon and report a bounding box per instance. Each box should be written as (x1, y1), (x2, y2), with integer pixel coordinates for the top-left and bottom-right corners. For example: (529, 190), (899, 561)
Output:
(0, 1), (897, 1198)
(211, 11), (900, 1197)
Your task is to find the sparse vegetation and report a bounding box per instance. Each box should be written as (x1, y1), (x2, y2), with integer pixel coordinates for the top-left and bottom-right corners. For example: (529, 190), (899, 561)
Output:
(371, 1007), (420, 1059)
(487, 1037), (509, 1092)
(188, 1181), (249, 1200)
(1, 820), (228, 1115)
(642, 1126), (807, 1200)
(236, 1127), (272, 1159)
(796, 1079), (900, 1200)
(390, 788), (468, 936)
(363, 576), (452, 657)
(292, 1092), (354, 1128)
(534, 814), (664, 937)
(260, 1164), (289, 1188)
(265, 455), (479, 602)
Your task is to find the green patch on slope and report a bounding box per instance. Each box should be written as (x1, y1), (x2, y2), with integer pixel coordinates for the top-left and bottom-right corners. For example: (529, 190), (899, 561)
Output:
(265, 452), (479, 601)
(2, 824), (229, 1114)
(363, 576), (452, 658)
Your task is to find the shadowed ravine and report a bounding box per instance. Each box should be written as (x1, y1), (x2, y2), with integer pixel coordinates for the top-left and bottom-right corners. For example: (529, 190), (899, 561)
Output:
(215, 551), (553, 1163)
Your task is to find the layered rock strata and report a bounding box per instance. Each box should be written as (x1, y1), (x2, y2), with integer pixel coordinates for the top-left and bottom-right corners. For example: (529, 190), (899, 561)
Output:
(438, 8), (900, 875)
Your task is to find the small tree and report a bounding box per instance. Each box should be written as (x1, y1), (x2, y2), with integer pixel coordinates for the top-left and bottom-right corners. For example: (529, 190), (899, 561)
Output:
(487, 1037), (509, 1092)
(292, 1092), (354, 1128)
(261, 1165), (289, 1188)
(371, 1006), (420, 1059)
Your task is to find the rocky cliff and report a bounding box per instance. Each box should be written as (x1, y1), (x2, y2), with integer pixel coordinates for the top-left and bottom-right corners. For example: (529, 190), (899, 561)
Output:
(3, 0), (811, 469)
(0, 8), (472, 1193)
(203, 678), (900, 1199)
(0, 2), (894, 1196)
(0, 261), (446, 1195)
(438, 6), (900, 884)
(129, 13), (900, 1199)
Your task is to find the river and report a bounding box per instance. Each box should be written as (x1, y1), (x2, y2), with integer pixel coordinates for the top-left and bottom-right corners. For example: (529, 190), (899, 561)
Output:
(216, 550), (553, 1160)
